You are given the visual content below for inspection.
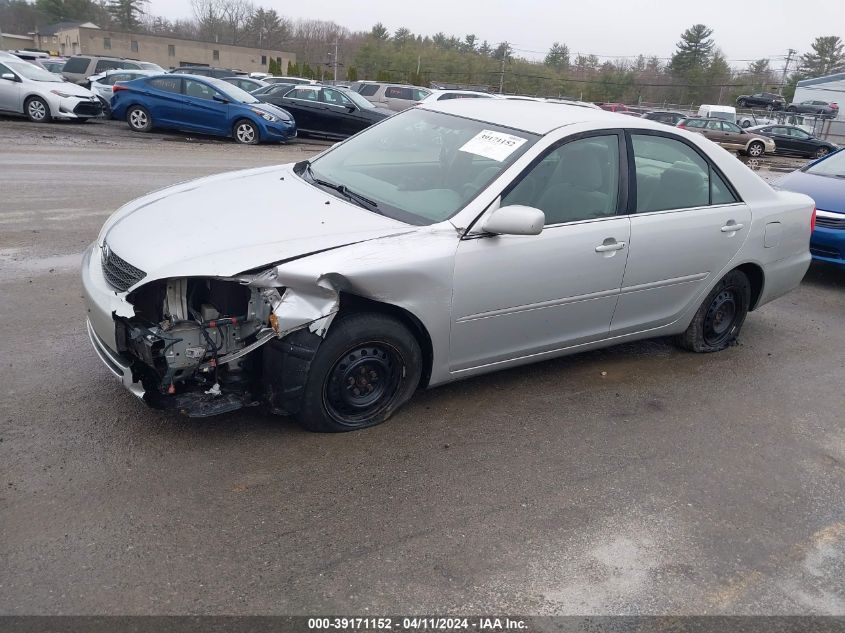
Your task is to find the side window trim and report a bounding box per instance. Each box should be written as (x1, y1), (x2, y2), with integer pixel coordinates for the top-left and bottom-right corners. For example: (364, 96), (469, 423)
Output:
(498, 129), (629, 224)
(624, 129), (743, 213)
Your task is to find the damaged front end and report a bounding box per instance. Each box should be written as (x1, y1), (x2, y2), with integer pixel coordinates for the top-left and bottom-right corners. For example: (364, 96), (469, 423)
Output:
(114, 273), (339, 417)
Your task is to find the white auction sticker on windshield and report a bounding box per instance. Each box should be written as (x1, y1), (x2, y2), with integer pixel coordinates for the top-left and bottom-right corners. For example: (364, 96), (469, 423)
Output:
(459, 130), (528, 162)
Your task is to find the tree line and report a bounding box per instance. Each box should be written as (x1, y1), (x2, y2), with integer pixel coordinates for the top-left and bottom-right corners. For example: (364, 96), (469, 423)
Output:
(2, 0), (844, 104)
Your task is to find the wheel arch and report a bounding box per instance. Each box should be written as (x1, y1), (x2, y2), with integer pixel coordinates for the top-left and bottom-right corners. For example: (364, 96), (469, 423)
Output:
(337, 292), (434, 389)
(23, 92), (53, 113)
(733, 262), (765, 311)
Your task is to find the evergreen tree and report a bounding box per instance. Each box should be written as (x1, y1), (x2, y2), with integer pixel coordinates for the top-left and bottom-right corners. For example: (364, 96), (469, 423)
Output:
(798, 36), (845, 78)
(107, 0), (148, 30)
(544, 42), (570, 71)
(370, 22), (389, 41)
(669, 24), (714, 76)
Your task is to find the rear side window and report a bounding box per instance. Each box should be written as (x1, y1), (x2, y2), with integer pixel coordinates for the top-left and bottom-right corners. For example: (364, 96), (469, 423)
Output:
(289, 87), (318, 101)
(359, 84), (379, 97)
(631, 134), (737, 212)
(63, 57), (90, 73)
(148, 77), (182, 93)
(385, 86), (412, 100)
(95, 59), (123, 73)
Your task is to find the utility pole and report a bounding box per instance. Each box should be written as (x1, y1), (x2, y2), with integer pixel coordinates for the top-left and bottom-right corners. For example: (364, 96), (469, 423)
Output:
(778, 48), (796, 95)
(333, 37), (338, 83)
(0, 16), (5, 51)
(498, 56), (505, 94)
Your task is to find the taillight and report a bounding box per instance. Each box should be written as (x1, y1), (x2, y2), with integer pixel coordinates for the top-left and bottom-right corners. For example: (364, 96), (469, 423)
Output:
(112, 84), (128, 93)
(677, 123), (686, 129)
(811, 206), (816, 232)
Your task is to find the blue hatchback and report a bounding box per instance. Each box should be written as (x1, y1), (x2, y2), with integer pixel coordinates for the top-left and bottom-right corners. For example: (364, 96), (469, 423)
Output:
(111, 74), (296, 144)
(776, 149), (845, 266)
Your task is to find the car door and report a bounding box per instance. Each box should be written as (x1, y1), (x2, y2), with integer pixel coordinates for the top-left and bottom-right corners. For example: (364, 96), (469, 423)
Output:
(787, 126), (816, 154)
(765, 126), (793, 153)
(143, 76), (183, 125)
(319, 87), (359, 135)
(700, 119), (725, 145)
(279, 87), (320, 131)
(451, 132), (631, 371)
(0, 62), (22, 112)
(720, 121), (747, 149)
(181, 78), (229, 134)
(610, 131), (751, 334)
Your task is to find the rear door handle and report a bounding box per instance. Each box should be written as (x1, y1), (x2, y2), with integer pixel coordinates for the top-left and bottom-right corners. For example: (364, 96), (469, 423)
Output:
(721, 222), (745, 232)
(595, 240), (626, 252)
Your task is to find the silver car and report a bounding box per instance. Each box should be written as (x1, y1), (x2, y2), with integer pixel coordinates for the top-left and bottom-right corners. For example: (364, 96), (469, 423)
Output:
(0, 59), (102, 122)
(82, 100), (813, 431)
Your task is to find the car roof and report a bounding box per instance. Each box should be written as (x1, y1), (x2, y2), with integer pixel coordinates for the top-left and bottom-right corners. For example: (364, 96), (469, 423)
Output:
(420, 98), (667, 135)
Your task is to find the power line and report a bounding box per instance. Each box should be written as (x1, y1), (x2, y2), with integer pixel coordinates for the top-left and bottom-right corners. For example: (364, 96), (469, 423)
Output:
(508, 44), (789, 64)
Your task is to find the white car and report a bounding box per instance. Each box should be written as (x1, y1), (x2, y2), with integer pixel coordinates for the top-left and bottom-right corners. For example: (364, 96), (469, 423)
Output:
(88, 69), (159, 109)
(416, 89), (501, 106)
(0, 58), (103, 122)
(82, 100), (813, 431)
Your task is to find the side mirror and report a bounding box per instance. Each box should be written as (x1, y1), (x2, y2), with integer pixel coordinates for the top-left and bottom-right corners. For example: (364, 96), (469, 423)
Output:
(346, 104), (357, 113)
(482, 205), (545, 236)
(1, 72), (17, 81)
(213, 94), (230, 104)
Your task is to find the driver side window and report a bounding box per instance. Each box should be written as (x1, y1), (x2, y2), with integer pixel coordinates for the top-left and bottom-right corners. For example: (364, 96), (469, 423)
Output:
(185, 79), (219, 100)
(501, 135), (620, 226)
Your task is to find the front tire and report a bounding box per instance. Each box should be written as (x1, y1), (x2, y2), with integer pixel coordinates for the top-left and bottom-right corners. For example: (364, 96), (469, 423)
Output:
(25, 97), (51, 123)
(746, 141), (765, 157)
(738, 99), (747, 107)
(127, 106), (152, 132)
(815, 147), (831, 159)
(676, 270), (751, 353)
(294, 313), (422, 432)
(233, 119), (259, 145)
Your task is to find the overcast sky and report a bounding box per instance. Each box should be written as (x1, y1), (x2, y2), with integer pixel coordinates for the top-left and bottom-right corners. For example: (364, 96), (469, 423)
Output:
(148, 0), (843, 69)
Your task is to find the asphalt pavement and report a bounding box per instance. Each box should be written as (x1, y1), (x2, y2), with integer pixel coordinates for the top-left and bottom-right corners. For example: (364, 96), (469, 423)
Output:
(1, 117), (844, 615)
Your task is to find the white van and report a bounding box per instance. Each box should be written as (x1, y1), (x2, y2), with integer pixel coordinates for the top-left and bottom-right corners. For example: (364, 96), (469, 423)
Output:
(698, 104), (737, 123)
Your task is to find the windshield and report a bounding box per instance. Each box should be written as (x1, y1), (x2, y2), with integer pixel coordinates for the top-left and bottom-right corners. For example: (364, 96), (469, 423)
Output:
(7, 61), (60, 82)
(805, 150), (845, 178)
(338, 88), (375, 109)
(307, 108), (539, 225)
(205, 76), (258, 103)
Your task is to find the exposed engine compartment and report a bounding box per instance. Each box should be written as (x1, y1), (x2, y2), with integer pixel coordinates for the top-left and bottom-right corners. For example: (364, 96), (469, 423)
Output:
(116, 277), (279, 415)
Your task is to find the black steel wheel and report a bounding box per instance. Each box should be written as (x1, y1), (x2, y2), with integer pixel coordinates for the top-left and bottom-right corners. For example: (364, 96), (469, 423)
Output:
(323, 342), (403, 426)
(292, 312), (422, 432)
(677, 269), (751, 353)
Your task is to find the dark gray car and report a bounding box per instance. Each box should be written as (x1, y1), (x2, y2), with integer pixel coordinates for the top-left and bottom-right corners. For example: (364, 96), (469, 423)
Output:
(786, 100), (839, 117)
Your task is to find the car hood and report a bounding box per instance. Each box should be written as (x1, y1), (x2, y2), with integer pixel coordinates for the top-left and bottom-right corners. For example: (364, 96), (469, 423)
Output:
(44, 80), (96, 97)
(775, 169), (845, 214)
(99, 164), (414, 282)
(242, 101), (291, 119)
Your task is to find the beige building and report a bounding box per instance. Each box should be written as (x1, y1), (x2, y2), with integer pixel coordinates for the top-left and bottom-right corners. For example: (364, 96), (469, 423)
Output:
(34, 24), (295, 73)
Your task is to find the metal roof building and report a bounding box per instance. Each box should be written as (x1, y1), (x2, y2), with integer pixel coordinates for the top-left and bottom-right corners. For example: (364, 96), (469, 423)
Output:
(794, 72), (845, 120)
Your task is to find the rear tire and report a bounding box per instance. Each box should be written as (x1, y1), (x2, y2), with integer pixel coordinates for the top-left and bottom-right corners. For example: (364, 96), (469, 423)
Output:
(25, 97), (51, 123)
(233, 119), (259, 145)
(787, 106), (797, 113)
(293, 313), (422, 432)
(127, 105), (152, 132)
(676, 270), (751, 353)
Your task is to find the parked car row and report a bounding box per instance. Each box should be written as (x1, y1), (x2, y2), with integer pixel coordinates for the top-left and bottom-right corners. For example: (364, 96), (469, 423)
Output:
(735, 91), (839, 117)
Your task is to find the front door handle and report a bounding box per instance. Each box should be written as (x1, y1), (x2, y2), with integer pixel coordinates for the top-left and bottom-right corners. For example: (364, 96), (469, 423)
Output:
(721, 222), (745, 233)
(595, 240), (626, 253)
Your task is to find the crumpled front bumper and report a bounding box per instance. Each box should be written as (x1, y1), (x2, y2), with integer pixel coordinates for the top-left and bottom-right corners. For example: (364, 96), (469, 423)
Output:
(81, 242), (144, 397)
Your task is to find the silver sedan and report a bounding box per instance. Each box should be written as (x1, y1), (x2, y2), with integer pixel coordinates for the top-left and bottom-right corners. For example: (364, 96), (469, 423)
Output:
(0, 58), (102, 122)
(82, 100), (813, 431)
